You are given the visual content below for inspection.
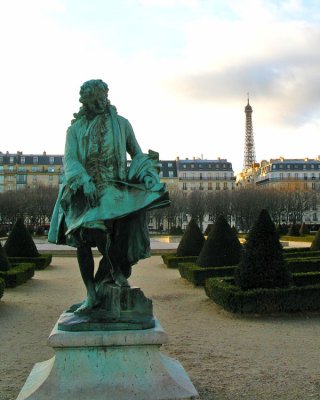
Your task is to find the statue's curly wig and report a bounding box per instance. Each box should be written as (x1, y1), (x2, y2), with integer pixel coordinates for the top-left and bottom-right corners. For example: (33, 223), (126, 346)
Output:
(72, 79), (113, 124)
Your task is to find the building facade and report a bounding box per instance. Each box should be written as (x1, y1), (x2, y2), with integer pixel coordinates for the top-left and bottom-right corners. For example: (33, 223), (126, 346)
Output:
(0, 152), (63, 193)
(236, 157), (320, 222)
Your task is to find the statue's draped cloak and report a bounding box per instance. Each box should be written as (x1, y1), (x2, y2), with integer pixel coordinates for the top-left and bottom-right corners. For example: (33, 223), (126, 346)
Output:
(48, 108), (169, 265)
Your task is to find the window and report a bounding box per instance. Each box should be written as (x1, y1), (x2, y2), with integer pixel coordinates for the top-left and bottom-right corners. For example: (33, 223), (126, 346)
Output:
(198, 164), (202, 169)
(0, 156), (3, 164)
(286, 164), (291, 169)
(18, 167), (26, 172)
(183, 164), (186, 169)
(208, 164), (212, 168)
(208, 182), (212, 190)
(168, 171), (174, 177)
(182, 172), (186, 179)
(159, 171), (163, 178)
(8, 166), (14, 171)
(33, 156), (38, 164)
(272, 165), (276, 170)
(294, 173), (299, 178)
(312, 183), (316, 190)
(168, 162), (172, 167)
(313, 213), (318, 221)
(215, 164), (219, 169)
(48, 166), (55, 172)
(223, 182), (228, 190)
(199, 183), (203, 190)
(9, 156), (14, 163)
(191, 164), (194, 169)
(216, 182), (220, 190)
(182, 183), (187, 190)
(199, 173), (202, 180)
(33, 175), (37, 181)
(303, 164), (307, 169)
(311, 164), (315, 169)
(49, 156), (55, 164)
(20, 156), (25, 164)
(279, 164), (283, 169)
(49, 176), (53, 182)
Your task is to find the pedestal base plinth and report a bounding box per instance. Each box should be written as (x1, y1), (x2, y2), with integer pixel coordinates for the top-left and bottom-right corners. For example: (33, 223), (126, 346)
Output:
(17, 316), (199, 400)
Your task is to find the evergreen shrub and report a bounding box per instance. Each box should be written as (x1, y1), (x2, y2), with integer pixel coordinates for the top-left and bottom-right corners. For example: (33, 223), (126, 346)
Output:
(162, 255), (198, 268)
(8, 254), (52, 270)
(204, 224), (213, 236)
(299, 223), (310, 235)
(284, 250), (320, 259)
(197, 215), (241, 268)
(4, 218), (39, 257)
(287, 258), (320, 273)
(236, 209), (291, 290)
(0, 278), (4, 299)
(205, 277), (320, 313)
(0, 263), (35, 288)
(0, 242), (11, 272)
(288, 224), (300, 236)
(176, 219), (205, 257)
(310, 228), (320, 251)
(179, 262), (236, 286)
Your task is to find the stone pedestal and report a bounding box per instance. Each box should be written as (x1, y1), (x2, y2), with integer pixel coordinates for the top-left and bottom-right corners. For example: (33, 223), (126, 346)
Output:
(17, 317), (199, 400)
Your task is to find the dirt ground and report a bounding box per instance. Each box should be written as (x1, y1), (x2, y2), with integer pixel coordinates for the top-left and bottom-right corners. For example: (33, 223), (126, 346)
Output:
(0, 256), (320, 400)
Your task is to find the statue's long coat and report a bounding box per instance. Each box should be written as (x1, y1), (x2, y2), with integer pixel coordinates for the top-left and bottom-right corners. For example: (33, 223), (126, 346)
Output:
(48, 108), (168, 266)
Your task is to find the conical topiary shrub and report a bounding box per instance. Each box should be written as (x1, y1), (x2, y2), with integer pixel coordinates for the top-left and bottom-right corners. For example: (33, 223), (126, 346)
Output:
(236, 209), (291, 290)
(310, 228), (320, 251)
(176, 219), (205, 257)
(299, 222), (309, 235)
(0, 242), (11, 272)
(288, 223), (300, 236)
(204, 224), (213, 236)
(4, 218), (39, 257)
(196, 215), (241, 268)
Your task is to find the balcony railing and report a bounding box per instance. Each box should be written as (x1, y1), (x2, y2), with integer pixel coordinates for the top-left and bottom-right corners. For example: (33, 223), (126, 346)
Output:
(179, 176), (236, 181)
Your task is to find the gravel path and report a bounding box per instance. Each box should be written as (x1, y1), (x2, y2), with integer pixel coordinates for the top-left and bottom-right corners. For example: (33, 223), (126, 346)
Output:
(0, 256), (320, 400)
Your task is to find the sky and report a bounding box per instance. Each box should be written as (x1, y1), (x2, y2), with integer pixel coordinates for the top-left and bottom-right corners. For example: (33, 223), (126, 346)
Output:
(0, 0), (319, 173)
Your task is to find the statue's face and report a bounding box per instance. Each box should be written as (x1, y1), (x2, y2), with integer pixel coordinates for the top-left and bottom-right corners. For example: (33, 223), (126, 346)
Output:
(85, 89), (108, 115)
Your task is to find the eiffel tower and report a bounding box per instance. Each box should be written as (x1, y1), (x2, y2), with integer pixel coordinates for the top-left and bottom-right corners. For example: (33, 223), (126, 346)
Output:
(243, 94), (256, 170)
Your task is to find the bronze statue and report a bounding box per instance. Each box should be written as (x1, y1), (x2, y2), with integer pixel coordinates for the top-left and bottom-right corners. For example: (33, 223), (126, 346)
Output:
(49, 79), (169, 314)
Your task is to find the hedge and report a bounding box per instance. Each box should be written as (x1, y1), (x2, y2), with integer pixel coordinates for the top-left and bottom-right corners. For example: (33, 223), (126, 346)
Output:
(205, 277), (320, 313)
(284, 250), (320, 259)
(0, 278), (4, 299)
(283, 247), (310, 254)
(293, 272), (320, 286)
(7, 254), (52, 270)
(179, 262), (237, 286)
(162, 254), (198, 268)
(287, 258), (320, 273)
(0, 263), (35, 288)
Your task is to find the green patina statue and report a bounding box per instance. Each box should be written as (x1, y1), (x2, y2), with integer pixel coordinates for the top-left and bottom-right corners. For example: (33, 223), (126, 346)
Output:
(48, 79), (169, 316)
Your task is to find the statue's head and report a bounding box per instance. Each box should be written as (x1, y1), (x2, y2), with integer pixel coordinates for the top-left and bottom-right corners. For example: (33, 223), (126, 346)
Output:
(79, 79), (109, 117)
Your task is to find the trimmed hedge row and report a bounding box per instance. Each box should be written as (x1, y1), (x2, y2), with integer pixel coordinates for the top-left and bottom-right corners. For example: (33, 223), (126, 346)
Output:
(179, 259), (320, 286)
(0, 278), (4, 299)
(161, 254), (198, 268)
(283, 247), (310, 254)
(7, 254), (52, 270)
(293, 272), (320, 286)
(288, 258), (320, 273)
(284, 251), (320, 259)
(179, 263), (237, 286)
(205, 277), (320, 313)
(0, 263), (35, 288)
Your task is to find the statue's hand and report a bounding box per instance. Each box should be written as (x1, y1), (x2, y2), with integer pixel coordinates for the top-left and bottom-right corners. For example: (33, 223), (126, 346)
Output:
(144, 176), (155, 190)
(83, 181), (98, 207)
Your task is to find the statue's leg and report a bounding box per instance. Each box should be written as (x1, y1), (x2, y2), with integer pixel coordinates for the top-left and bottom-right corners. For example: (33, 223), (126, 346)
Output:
(104, 231), (130, 287)
(74, 245), (99, 313)
(94, 234), (113, 285)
